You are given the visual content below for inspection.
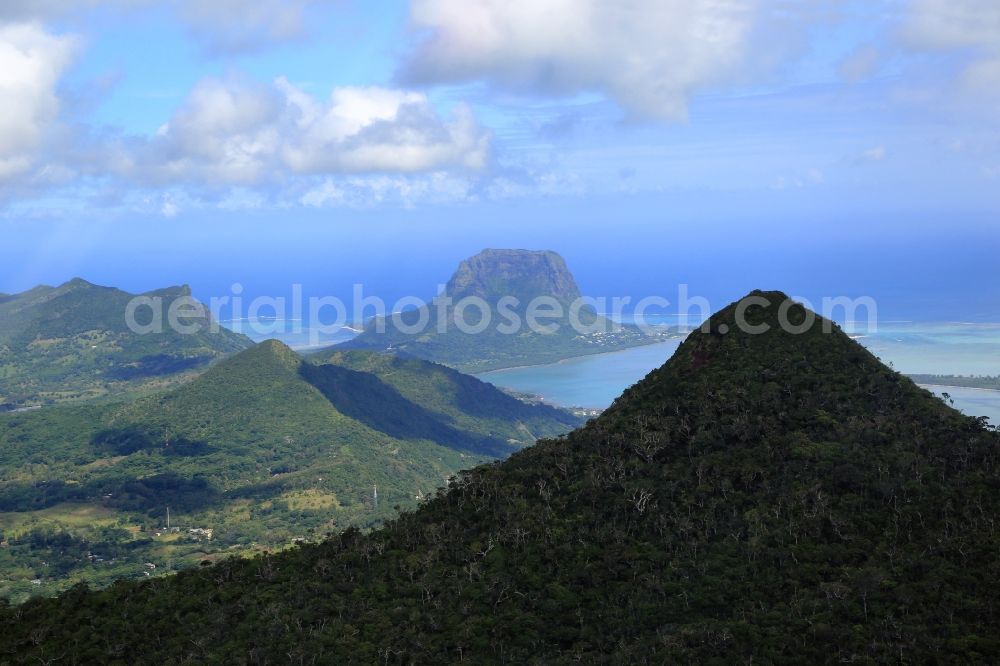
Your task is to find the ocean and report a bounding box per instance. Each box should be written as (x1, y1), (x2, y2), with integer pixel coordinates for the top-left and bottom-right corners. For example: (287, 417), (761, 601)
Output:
(231, 318), (1000, 425)
(478, 322), (1000, 425)
(222, 318), (358, 350)
(924, 387), (1000, 426)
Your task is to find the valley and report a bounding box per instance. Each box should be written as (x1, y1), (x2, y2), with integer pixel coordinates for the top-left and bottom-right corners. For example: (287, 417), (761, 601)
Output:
(0, 340), (580, 601)
(4, 292), (999, 662)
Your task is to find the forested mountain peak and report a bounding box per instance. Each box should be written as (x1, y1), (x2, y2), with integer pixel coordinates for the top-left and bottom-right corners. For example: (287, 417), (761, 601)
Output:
(4, 292), (998, 662)
(58, 277), (98, 290)
(224, 338), (301, 372)
(602, 289), (900, 421)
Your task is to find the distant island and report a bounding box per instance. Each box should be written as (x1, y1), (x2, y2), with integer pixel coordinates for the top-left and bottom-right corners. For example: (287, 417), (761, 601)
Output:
(908, 374), (1000, 390)
(341, 249), (675, 372)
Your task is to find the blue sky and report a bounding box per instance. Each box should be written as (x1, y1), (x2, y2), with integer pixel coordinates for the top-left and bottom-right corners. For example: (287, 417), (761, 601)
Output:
(0, 1), (998, 319)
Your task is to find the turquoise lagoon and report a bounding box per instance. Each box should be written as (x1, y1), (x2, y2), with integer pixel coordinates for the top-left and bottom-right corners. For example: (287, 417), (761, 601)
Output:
(479, 322), (1000, 425)
(232, 316), (1000, 425)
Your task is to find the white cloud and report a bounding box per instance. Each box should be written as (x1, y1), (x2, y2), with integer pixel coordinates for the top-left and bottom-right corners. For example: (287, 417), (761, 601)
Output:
(140, 77), (283, 184)
(903, 0), (1000, 51)
(300, 173), (476, 208)
(160, 198), (179, 217)
(279, 81), (490, 173)
(770, 167), (825, 191)
(960, 57), (1000, 95)
(132, 77), (491, 185)
(0, 22), (77, 183)
(402, 0), (763, 120)
(300, 180), (346, 207)
(860, 145), (886, 163)
(903, 0), (1000, 98)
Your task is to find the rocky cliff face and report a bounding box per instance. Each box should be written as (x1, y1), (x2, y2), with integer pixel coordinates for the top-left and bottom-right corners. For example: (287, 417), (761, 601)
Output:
(343, 248), (661, 372)
(444, 249), (582, 305)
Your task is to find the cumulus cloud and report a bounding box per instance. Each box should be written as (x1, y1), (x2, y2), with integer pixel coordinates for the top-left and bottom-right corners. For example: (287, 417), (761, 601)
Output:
(0, 22), (77, 182)
(138, 77), (283, 185)
(280, 82), (489, 173)
(903, 0), (1000, 97)
(131, 77), (491, 185)
(402, 0), (762, 121)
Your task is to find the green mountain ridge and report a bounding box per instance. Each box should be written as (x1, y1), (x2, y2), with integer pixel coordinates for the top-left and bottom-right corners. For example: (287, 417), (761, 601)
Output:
(4, 290), (998, 662)
(343, 249), (674, 372)
(0, 278), (252, 408)
(0, 341), (581, 601)
(311, 348), (580, 445)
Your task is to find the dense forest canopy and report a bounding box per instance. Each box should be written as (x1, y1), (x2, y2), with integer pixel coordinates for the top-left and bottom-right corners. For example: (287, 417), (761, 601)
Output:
(1, 291), (998, 663)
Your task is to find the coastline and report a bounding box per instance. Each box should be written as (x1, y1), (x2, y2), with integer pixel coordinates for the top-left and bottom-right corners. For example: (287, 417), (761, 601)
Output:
(918, 384), (1000, 394)
(501, 387), (608, 412)
(475, 337), (683, 378)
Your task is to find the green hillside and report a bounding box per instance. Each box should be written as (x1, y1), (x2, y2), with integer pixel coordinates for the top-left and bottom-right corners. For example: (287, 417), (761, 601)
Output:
(3, 291), (998, 662)
(0, 341), (581, 602)
(0, 279), (252, 408)
(343, 249), (675, 372)
(310, 349), (581, 447)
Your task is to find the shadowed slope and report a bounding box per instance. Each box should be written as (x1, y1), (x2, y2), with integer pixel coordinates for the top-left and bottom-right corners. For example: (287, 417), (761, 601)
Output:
(300, 363), (518, 458)
(312, 349), (582, 443)
(0, 341), (580, 601)
(3, 291), (999, 663)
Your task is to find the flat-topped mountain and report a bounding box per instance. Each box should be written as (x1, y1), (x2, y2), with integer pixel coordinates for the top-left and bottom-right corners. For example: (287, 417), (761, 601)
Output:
(0, 278), (252, 408)
(5, 291), (999, 662)
(0, 341), (580, 601)
(445, 248), (582, 304)
(343, 249), (672, 372)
